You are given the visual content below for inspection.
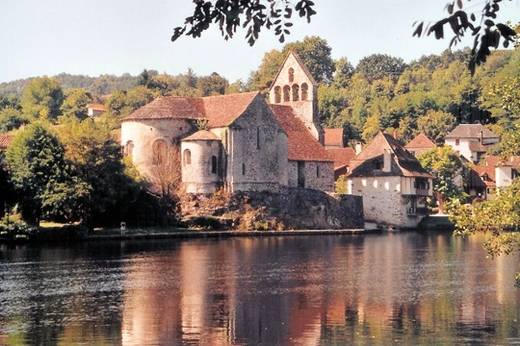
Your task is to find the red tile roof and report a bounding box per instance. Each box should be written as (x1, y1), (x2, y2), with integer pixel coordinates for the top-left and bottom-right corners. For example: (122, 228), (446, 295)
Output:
(122, 92), (259, 128)
(270, 105), (333, 162)
(406, 132), (436, 150)
(323, 128), (344, 147)
(327, 147), (356, 170)
(0, 134), (13, 150)
(349, 131), (432, 178)
(182, 130), (220, 141)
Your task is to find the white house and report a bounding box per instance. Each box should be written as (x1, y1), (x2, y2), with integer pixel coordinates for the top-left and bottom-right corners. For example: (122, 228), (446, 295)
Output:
(445, 124), (499, 163)
(347, 132), (433, 229)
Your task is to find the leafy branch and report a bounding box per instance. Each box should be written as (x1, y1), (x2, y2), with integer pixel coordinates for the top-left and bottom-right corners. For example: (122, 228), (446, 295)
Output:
(414, 0), (517, 74)
(171, 0), (316, 46)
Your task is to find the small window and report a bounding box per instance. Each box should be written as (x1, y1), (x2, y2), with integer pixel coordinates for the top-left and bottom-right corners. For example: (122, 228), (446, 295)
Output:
(274, 86), (281, 103)
(455, 139), (460, 145)
(316, 165), (320, 178)
(283, 85), (290, 102)
(183, 149), (191, 166)
(256, 127), (261, 150)
(301, 83), (308, 101)
(125, 140), (134, 158)
(242, 163), (246, 175)
(288, 68), (295, 83)
(292, 84), (299, 101)
(211, 155), (217, 174)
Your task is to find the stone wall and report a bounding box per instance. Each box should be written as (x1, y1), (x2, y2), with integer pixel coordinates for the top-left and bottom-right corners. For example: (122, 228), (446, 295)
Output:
(348, 176), (425, 228)
(182, 188), (364, 230)
(181, 139), (222, 193)
(287, 160), (334, 192)
(228, 96), (288, 192)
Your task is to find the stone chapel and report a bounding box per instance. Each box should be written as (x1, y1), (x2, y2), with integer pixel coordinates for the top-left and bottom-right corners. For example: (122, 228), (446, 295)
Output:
(120, 51), (334, 194)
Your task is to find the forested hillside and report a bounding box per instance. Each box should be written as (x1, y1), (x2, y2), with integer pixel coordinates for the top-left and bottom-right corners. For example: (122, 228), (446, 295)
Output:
(1, 34), (519, 153)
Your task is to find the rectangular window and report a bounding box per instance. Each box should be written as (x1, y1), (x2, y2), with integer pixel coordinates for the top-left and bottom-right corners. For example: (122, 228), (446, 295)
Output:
(256, 128), (260, 150)
(455, 139), (460, 145)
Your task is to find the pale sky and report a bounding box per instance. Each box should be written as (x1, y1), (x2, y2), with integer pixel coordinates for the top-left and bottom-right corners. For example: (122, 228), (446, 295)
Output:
(1, 0), (519, 83)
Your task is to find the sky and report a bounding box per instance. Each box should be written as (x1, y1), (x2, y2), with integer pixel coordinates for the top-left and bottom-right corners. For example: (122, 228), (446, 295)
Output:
(1, 0), (519, 84)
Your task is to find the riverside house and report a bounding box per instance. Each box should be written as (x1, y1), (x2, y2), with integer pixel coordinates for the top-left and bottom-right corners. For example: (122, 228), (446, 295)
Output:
(347, 131), (433, 229)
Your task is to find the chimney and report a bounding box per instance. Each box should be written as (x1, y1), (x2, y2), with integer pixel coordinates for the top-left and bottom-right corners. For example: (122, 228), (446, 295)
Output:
(383, 149), (392, 173)
(354, 142), (363, 155)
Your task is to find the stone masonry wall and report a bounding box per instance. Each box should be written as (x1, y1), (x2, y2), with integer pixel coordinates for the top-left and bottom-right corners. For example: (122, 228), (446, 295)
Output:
(182, 188), (364, 230)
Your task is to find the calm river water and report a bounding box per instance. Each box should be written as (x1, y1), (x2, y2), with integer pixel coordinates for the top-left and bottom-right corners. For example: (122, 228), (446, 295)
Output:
(0, 231), (519, 345)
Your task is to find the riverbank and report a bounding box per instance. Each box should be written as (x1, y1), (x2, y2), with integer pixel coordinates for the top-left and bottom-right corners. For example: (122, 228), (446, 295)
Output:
(86, 227), (376, 241)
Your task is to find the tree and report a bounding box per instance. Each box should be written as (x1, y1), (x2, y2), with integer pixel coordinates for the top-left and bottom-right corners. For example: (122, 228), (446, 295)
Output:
(493, 122), (520, 156)
(317, 84), (349, 126)
(448, 179), (520, 286)
(5, 123), (87, 224)
(418, 146), (467, 212)
(362, 115), (381, 142)
(57, 119), (142, 226)
(333, 57), (354, 88)
(355, 54), (407, 82)
(21, 77), (64, 121)
(172, 0), (316, 46)
(60, 88), (93, 121)
(196, 72), (229, 96)
(0, 153), (15, 218)
(0, 108), (29, 133)
(414, 0), (517, 74)
(248, 36), (335, 91)
(417, 110), (456, 144)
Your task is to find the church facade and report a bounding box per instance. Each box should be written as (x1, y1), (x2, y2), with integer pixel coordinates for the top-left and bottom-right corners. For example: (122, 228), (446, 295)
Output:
(120, 52), (334, 194)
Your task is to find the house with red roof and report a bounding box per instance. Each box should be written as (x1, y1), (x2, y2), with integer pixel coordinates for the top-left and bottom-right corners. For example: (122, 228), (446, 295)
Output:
(405, 132), (436, 157)
(121, 52), (334, 193)
(0, 134), (13, 151)
(87, 103), (105, 117)
(346, 131), (433, 229)
(468, 155), (520, 199)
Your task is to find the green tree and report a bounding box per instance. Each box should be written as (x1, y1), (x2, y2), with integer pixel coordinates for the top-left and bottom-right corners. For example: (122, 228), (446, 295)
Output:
(333, 57), (354, 88)
(60, 88), (93, 120)
(248, 49), (285, 91)
(57, 119), (141, 226)
(196, 72), (229, 96)
(317, 84), (349, 127)
(362, 115), (381, 142)
(418, 146), (467, 212)
(417, 110), (456, 144)
(5, 123), (87, 224)
(21, 77), (64, 121)
(355, 54), (407, 82)
(0, 108), (28, 133)
(448, 180), (520, 286)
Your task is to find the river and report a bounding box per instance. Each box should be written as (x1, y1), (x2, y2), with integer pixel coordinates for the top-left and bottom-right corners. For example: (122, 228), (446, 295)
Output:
(0, 231), (519, 345)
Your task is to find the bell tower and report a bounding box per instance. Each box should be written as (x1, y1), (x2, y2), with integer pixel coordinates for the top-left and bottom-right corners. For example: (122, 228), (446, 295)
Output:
(268, 51), (323, 144)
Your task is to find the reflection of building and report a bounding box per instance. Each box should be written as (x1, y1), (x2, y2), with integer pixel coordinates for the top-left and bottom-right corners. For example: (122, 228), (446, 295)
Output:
(120, 51), (334, 194)
(445, 124), (499, 163)
(347, 131), (433, 228)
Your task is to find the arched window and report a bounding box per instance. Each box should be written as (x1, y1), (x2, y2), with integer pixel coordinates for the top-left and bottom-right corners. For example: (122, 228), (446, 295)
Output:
(183, 149), (191, 166)
(125, 140), (134, 158)
(288, 67), (295, 83)
(283, 85), (290, 102)
(301, 83), (309, 101)
(292, 84), (299, 101)
(211, 155), (217, 174)
(274, 86), (281, 103)
(152, 139), (167, 165)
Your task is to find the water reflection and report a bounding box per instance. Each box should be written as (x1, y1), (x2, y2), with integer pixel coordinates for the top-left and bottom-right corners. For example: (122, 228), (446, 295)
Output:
(0, 232), (519, 345)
